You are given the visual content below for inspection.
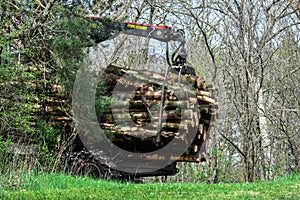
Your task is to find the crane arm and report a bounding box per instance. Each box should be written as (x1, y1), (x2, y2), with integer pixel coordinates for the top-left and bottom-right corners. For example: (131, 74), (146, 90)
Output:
(85, 16), (185, 43)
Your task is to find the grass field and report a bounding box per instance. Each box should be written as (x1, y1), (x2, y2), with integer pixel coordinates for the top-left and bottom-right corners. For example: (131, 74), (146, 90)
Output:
(0, 173), (299, 199)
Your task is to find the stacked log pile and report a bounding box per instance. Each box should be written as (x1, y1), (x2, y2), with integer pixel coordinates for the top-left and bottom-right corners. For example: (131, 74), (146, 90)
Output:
(25, 67), (72, 143)
(98, 65), (218, 162)
(11, 64), (217, 164)
(0, 66), (69, 143)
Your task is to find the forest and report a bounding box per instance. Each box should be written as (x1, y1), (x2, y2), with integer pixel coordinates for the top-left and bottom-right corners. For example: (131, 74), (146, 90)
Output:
(0, 0), (299, 185)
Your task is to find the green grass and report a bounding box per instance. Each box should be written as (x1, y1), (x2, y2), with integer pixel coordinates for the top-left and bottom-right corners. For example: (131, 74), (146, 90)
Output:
(0, 173), (299, 200)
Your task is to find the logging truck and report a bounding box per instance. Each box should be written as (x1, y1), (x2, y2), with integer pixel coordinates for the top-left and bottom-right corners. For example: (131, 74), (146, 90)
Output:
(64, 17), (218, 180)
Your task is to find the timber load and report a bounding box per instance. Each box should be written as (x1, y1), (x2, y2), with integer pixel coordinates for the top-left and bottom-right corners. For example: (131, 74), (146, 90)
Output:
(95, 64), (218, 163)
(14, 64), (218, 178)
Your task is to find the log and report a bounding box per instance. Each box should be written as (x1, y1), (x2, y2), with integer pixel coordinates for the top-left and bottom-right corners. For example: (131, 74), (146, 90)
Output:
(110, 99), (196, 110)
(100, 122), (188, 132)
(174, 156), (201, 163)
(53, 116), (73, 121)
(197, 95), (216, 104)
(108, 108), (195, 121)
(44, 98), (66, 104)
(196, 90), (210, 97)
(104, 65), (197, 93)
(44, 106), (64, 113)
(196, 76), (206, 89)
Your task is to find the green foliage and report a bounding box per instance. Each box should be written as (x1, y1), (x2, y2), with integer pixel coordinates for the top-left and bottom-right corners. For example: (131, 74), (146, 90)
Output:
(0, 173), (299, 199)
(49, 14), (94, 94)
(0, 60), (38, 143)
(37, 122), (61, 152)
(0, 136), (11, 173)
(0, 2), (97, 173)
(95, 80), (110, 115)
